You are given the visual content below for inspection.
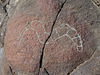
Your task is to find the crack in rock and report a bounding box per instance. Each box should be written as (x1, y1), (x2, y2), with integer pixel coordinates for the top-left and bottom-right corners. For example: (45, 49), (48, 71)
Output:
(38, 0), (67, 74)
(9, 66), (15, 75)
(0, 0), (10, 6)
(44, 68), (50, 75)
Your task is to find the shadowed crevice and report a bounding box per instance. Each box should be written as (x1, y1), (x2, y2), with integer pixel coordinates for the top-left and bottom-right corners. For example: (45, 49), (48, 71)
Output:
(9, 66), (15, 75)
(5, 0), (10, 13)
(1, 0), (10, 6)
(0, 0), (9, 28)
(38, 0), (67, 75)
(1, 0), (10, 13)
(44, 68), (50, 75)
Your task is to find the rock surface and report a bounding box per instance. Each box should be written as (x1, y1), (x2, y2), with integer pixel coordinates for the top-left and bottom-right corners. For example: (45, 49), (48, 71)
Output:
(42, 0), (99, 75)
(70, 49), (100, 75)
(0, 0), (10, 49)
(4, 0), (67, 75)
(2, 0), (100, 75)
(0, 47), (4, 75)
(0, 5), (7, 48)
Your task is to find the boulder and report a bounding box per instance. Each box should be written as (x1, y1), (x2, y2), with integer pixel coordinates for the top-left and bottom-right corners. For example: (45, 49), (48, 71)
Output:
(4, 0), (66, 75)
(4, 0), (100, 75)
(42, 0), (99, 74)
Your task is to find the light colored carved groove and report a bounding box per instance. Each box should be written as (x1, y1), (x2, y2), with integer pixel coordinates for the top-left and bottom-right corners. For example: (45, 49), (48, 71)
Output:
(18, 20), (83, 51)
(92, 0), (100, 7)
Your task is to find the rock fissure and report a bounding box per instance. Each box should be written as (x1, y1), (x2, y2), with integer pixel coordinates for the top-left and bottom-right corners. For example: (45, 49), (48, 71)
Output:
(0, 0), (9, 48)
(0, 0), (9, 47)
(44, 68), (50, 75)
(9, 66), (15, 75)
(0, 13), (7, 28)
(38, 0), (67, 74)
(1, 0), (10, 13)
(0, 0), (9, 27)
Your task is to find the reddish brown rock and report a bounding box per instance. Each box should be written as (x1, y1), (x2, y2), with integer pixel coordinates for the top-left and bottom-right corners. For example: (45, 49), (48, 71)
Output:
(4, 0), (99, 75)
(4, 0), (66, 75)
(42, 0), (99, 75)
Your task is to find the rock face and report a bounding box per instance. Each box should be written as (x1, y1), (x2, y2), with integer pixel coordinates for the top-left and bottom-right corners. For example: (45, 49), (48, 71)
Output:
(4, 0), (100, 75)
(0, 5), (6, 48)
(4, 0), (66, 75)
(70, 49), (100, 75)
(0, 0), (10, 49)
(42, 0), (98, 75)
(0, 47), (4, 75)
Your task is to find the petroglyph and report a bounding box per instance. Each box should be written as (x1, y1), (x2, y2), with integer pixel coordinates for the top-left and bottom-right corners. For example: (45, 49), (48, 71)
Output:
(18, 20), (83, 51)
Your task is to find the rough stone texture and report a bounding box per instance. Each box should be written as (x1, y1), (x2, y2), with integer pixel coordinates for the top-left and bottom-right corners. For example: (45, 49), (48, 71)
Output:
(0, 7), (6, 27)
(3, 0), (100, 75)
(92, 0), (100, 12)
(0, 0), (23, 47)
(6, 0), (20, 18)
(0, 0), (9, 6)
(70, 49), (100, 75)
(0, 5), (7, 48)
(92, 0), (100, 7)
(0, 47), (4, 75)
(4, 0), (66, 75)
(41, 0), (99, 75)
(0, 0), (22, 48)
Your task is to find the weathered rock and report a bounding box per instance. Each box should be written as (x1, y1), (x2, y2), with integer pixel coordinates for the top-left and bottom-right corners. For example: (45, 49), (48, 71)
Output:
(92, 0), (100, 7)
(0, 16), (8, 45)
(0, 0), (21, 47)
(0, 0), (9, 6)
(4, 0), (100, 75)
(0, 3), (7, 48)
(70, 49), (100, 75)
(42, 0), (99, 75)
(0, 41), (2, 48)
(6, 0), (20, 18)
(0, 7), (6, 27)
(4, 0), (66, 75)
(92, 0), (100, 12)
(0, 47), (4, 75)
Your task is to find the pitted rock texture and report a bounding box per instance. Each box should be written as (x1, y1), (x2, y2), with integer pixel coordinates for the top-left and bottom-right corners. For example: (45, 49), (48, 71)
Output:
(4, 0), (66, 75)
(0, 2), (8, 48)
(70, 49), (100, 75)
(0, 47), (4, 75)
(0, 0), (23, 49)
(0, 0), (9, 6)
(6, 0), (20, 18)
(4, 0), (99, 75)
(42, 0), (98, 75)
